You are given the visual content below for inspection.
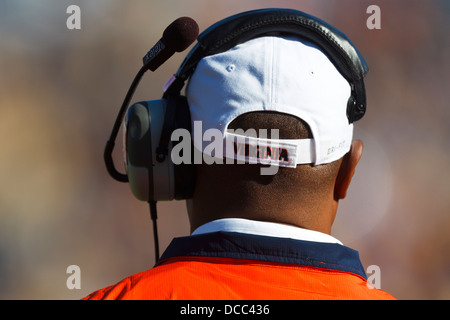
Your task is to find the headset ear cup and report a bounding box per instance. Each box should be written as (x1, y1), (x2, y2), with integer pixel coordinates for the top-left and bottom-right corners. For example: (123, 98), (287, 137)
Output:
(172, 96), (195, 200)
(126, 100), (177, 202)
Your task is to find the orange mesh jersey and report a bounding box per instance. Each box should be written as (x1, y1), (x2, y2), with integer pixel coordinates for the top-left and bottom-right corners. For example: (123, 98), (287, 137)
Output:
(83, 232), (395, 300)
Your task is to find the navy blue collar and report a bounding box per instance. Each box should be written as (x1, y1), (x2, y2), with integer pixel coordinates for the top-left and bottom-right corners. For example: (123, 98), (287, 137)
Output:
(158, 231), (367, 279)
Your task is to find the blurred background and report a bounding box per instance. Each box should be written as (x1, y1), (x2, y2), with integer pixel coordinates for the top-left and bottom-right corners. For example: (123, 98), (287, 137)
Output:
(0, 0), (448, 300)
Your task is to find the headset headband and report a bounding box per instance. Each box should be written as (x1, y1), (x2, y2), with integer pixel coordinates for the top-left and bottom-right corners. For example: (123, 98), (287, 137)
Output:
(166, 8), (368, 123)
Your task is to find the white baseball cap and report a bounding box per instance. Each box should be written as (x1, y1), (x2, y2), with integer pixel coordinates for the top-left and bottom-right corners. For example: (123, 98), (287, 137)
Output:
(186, 35), (353, 167)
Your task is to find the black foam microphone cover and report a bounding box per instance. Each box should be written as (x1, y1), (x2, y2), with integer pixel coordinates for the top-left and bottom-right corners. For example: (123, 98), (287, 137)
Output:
(163, 17), (199, 52)
(144, 17), (199, 71)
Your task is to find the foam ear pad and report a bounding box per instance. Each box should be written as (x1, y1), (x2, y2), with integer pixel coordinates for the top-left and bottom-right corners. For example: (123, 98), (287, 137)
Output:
(126, 100), (175, 201)
(125, 102), (153, 201)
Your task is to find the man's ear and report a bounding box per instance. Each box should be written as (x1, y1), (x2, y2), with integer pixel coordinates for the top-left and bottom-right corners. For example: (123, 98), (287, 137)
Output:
(334, 140), (363, 200)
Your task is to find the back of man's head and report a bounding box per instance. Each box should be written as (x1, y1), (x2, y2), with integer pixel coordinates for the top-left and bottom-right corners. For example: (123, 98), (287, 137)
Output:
(186, 35), (363, 234)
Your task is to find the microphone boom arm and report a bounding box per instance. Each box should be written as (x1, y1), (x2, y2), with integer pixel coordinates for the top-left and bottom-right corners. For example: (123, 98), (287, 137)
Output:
(104, 65), (148, 182)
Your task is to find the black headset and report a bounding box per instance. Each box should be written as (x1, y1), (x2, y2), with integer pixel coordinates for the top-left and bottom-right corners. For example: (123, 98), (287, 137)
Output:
(104, 8), (369, 260)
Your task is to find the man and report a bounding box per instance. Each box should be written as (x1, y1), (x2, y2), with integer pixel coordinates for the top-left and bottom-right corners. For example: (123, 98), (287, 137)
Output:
(84, 12), (395, 300)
